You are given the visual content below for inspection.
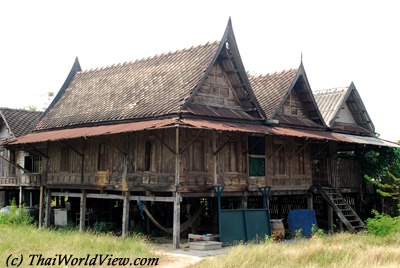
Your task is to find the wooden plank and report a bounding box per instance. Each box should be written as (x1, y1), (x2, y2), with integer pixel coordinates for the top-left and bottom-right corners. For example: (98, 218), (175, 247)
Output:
(180, 129), (204, 154)
(79, 190), (87, 232)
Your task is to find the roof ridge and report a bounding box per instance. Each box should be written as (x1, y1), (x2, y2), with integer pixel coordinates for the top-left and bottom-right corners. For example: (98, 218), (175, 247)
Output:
(80, 40), (220, 74)
(250, 68), (298, 79)
(314, 86), (349, 95)
(0, 107), (43, 113)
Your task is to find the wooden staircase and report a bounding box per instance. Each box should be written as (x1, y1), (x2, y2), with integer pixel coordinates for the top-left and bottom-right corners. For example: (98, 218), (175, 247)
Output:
(317, 185), (366, 233)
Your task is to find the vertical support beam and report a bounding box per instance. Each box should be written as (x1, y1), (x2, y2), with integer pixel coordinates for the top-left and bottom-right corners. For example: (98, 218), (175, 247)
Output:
(122, 134), (128, 192)
(307, 192), (314, 210)
(212, 131), (218, 185)
(19, 186), (23, 207)
(328, 206), (333, 233)
(79, 190), (87, 232)
(81, 139), (85, 184)
(173, 126), (181, 249)
(39, 186), (44, 228)
(44, 189), (52, 228)
(242, 192), (248, 209)
(29, 191), (33, 207)
(122, 191), (130, 237)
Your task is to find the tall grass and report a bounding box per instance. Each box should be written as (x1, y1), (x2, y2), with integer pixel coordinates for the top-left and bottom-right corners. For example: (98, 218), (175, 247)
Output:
(0, 225), (158, 266)
(192, 233), (400, 268)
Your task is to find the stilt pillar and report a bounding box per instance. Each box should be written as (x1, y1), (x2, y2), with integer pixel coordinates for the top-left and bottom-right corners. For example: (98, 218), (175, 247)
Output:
(79, 190), (87, 232)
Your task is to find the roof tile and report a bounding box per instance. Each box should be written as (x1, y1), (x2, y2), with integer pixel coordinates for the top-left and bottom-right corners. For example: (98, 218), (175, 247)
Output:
(37, 41), (220, 130)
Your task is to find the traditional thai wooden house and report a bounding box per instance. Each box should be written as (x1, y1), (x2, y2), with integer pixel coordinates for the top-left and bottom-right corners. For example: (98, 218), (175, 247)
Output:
(0, 108), (43, 207)
(5, 20), (398, 246)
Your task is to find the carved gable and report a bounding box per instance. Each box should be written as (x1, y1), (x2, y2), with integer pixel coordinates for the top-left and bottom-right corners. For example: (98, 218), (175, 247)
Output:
(191, 63), (242, 109)
(278, 90), (308, 118)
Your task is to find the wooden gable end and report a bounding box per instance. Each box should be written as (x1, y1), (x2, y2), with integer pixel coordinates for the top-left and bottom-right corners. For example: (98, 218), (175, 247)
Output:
(191, 62), (242, 110)
(274, 71), (325, 127)
(278, 89), (307, 118)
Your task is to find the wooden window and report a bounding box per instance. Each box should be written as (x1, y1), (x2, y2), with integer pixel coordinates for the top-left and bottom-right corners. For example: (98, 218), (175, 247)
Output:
(144, 141), (152, 171)
(97, 144), (109, 171)
(248, 136), (265, 177)
(9, 150), (16, 175)
(191, 141), (204, 172)
(25, 155), (42, 173)
(297, 146), (306, 175)
(272, 143), (286, 175)
(60, 146), (70, 172)
(228, 142), (238, 172)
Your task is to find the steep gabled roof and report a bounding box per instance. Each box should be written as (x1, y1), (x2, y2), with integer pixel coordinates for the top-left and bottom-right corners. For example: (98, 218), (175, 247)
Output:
(36, 19), (264, 131)
(250, 69), (297, 118)
(314, 82), (375, 135)
(0, 108), (43, 138)
(250, 63), (325, 127)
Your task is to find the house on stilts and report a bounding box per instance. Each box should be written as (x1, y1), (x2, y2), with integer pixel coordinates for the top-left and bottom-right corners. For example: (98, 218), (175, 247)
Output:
(0, 108), (43, 207)
(3, 19), (399, 247)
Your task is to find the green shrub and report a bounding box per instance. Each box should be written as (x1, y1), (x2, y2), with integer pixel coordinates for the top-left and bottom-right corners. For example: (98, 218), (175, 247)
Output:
(366, 210), (400, 236)
(311, 224), (326, 237)
(0, 199), (33, 226)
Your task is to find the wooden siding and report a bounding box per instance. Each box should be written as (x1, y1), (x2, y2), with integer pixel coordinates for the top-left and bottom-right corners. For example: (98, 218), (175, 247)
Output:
(278, 90), (307, 118)
(14, 128), (360, 193)
(192, 63), (243, 109)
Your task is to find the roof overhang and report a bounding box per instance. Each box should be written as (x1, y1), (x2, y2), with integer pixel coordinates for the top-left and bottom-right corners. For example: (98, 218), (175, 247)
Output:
(5, 118), (398, 149)
(6, 118), (178, 145)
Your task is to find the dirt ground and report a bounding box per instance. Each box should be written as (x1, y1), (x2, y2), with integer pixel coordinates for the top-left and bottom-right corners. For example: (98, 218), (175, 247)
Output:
(153, 242), (229, 268)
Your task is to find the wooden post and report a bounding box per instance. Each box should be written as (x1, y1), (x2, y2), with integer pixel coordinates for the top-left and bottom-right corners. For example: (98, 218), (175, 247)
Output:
(122, 191), (130, 237)
(39, 186), (44, 228)
(79, 190), (87, 232)
(29, 191), (33, 207)
(307, 192), (313, 210)
(44, 189), (52, 228)
(173, 126), (181, 249)
(328, 206), (333, 233)
(19, 186), (23, 207)
(212, 131), (217, 185)
(81, 139), (85, 184)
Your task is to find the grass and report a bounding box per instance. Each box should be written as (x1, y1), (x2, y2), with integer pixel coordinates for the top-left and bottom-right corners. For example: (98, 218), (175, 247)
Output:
(191, 232), (400, 268)
(0, 225), (160, 267)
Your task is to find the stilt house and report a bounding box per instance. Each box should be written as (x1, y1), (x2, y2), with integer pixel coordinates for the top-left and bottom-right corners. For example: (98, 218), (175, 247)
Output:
(0, 108), (43, 206)
(4, 20), (398, 247)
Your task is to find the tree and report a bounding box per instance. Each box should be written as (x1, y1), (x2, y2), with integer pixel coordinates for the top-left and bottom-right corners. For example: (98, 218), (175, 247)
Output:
(361, 145), (400, 215)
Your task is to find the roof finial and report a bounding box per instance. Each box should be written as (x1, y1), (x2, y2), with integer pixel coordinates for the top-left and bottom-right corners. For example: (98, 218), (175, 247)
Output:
(300, 51), (303, 64)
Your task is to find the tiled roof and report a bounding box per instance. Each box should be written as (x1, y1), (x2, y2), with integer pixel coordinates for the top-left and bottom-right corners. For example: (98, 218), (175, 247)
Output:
(250, 69), (298, 118)
(36, 42), (220, 130)
(313, 87), (348, 127)
(0, 108), (43, 137)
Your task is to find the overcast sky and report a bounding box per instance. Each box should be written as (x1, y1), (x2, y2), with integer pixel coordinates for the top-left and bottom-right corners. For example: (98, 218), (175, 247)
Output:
(0, 1), (399, 141)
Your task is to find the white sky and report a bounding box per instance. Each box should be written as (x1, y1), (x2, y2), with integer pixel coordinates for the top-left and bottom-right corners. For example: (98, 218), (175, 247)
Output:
(0, 0), (399, 142)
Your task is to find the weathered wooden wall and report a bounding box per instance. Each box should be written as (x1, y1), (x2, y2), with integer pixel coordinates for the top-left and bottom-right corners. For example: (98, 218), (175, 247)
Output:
(44, 128), (316, 193)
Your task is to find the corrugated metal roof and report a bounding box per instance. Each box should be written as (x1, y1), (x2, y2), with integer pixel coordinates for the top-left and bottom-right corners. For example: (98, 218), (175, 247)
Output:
(313, 87), (348, 126)
(181, 118), (269, 134)
(8, 118), (178, 145)
(335, 133), (399, 148)
(7, 117), (397, 148)
(313, 84), (375, 134)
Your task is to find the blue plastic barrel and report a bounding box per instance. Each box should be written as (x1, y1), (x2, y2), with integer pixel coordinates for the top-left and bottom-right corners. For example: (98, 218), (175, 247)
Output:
(287, 209), (317, 237)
